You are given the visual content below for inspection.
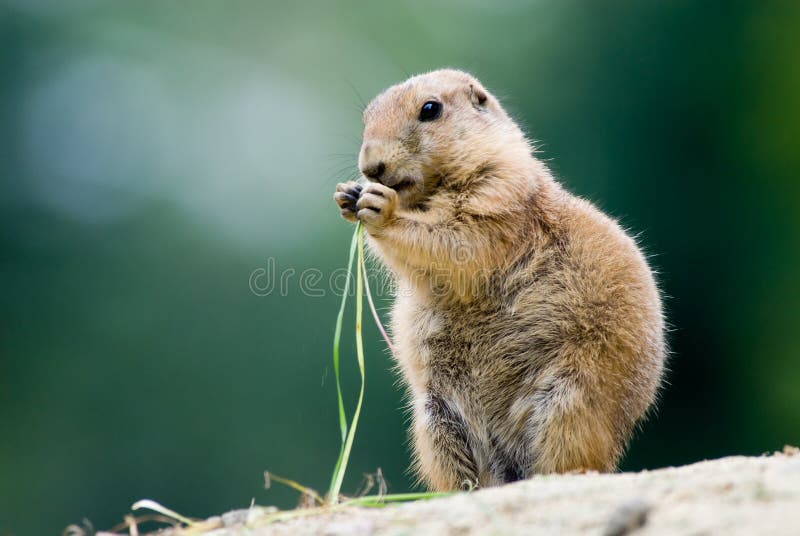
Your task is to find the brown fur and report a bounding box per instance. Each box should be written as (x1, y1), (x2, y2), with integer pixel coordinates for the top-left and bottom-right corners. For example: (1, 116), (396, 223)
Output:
(333, 69), (665, 491)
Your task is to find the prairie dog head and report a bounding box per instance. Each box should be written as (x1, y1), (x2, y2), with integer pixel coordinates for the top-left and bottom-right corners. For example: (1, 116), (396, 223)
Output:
(359, 69), (528, 208)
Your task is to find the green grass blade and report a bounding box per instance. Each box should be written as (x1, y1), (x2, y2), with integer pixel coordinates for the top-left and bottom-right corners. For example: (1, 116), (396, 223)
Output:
(340, 491), (457, 507)
(328, 224), (359, 500)
(328, 223), (367, 505)
(361, 253), (396, 356)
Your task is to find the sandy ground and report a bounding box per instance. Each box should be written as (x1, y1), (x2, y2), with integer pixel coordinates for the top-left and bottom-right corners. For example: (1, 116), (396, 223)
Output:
(121, 448), (800, 536)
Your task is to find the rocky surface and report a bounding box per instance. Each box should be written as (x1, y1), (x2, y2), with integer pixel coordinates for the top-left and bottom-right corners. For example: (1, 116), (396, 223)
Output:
(121, 448), (800, 536)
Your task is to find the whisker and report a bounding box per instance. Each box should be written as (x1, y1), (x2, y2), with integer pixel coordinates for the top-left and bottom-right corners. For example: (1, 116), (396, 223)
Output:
(345, 79), (368, 113)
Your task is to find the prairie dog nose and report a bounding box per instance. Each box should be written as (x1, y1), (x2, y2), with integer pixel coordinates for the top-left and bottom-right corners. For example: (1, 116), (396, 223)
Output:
(359, 140), (392, 183)
(361, 161), (386, 181)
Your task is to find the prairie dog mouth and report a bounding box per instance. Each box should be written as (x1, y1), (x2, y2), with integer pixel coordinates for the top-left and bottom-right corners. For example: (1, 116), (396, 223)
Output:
(389, 178), (416, 191)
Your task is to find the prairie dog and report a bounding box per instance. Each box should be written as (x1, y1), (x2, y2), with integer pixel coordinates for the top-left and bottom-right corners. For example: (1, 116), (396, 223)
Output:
(333, 69), (665, 491)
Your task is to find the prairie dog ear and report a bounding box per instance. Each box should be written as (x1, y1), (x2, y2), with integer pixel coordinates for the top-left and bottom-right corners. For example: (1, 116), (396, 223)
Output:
(469, 83), (488, 108)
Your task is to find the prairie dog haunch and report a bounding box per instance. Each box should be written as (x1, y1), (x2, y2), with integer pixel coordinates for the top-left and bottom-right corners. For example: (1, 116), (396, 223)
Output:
(334, 69), (665, 490)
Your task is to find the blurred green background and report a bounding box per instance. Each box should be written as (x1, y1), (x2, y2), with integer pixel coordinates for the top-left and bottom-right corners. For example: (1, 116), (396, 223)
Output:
(2, 1), (799, 534)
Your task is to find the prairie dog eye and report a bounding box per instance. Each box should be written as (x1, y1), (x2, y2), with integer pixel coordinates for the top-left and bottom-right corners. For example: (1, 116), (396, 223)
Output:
(419, 101), (442, 122)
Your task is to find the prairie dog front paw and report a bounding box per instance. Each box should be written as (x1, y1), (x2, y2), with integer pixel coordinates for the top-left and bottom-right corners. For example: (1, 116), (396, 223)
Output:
(356, 183), (397, 236)
(334, 181), (363, 223)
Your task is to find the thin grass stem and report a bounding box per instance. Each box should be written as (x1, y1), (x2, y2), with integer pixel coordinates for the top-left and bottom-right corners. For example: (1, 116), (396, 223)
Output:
(362, 255), (396, 357)
(327, 225), (359, 501)
(328, 223), (366, 505)
(266, 472), (324, 505)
